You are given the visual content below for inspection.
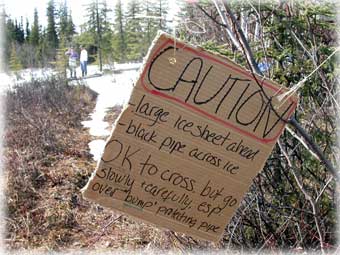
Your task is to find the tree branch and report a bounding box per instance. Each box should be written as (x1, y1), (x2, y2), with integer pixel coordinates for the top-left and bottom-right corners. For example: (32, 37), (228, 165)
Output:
(278, 141), (326, 254)
(211, 0), (241, 50)
(204, 1), (338, 180)
(221, 1), (263, 75)
(288, 118), (337, 180)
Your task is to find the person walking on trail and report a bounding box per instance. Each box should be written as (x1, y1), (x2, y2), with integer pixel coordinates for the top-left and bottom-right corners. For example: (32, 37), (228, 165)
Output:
(65, 47), (79, 78)
(80, 46), (88, 77)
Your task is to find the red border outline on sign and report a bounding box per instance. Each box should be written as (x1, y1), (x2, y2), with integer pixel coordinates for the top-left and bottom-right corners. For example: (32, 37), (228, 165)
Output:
(140, 38), (297, 144)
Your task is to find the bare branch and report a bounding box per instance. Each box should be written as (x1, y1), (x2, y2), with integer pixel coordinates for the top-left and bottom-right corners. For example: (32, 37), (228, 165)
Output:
(203, 1), (338, 180)
(288, 117), (337, 181)
(291, 31), (340, 111)
(211, 0), (241, 50)
(286, 126), (320, 160)
(278, 141), (326, 254)
(316, 176), (334, 203)
(221, 1), (263, 75)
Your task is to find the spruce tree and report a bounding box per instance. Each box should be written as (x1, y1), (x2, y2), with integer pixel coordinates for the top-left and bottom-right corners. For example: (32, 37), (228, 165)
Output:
(125, 0), (143, 61)
(144, 1), (155, 46)
(112, 0), (126, 62)
(38, 27), (49, 67)
(6, 18), (15, 44)
(84, 0), (112, 71)
(5, 18), (15, 65)
(46, 0), (58, 49)
(0, 7), (6, 71)
(55, 38), (68, 79)
(9, 43), (23, 71)
(58, 2), (68, 39)
(30, 8), (40, 46)
(58, 3), (75, 44)
(25, 18), (30, 42)
(18, 17), (25, 43)
(66, 10), (76, 40)
(157, 0), (168, 31)
(141, 0), (160, 56)
(14, 18), (25, 44)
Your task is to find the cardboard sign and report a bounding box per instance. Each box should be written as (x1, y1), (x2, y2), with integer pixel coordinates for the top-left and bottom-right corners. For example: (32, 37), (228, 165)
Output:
(82, 33), (298, 242)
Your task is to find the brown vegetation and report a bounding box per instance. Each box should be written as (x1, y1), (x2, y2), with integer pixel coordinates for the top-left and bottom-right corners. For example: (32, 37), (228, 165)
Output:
(4, 78), (97, 250)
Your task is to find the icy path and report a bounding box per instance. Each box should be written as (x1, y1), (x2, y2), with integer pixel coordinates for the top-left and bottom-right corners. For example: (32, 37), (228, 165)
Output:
(1, 63), (141, 161)
(80, 65), (140, 161)
(0, 63), (141, 93)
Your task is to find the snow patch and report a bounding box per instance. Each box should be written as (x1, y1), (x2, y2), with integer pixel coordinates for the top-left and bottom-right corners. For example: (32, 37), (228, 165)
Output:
(0, 72), (13, 94)
(88, 140), (107, 162)
(1, 63), (142, 161)
(81, 67), (140, 160)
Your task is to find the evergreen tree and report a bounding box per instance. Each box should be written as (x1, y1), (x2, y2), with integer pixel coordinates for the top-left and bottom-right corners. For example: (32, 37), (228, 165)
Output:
(58, 2), (68, 39)
(30, 8), (40, 46)
(6, 18), (16, 43)
(125, 0), (143, 61)
(156, 0), (168, 30)
(14, 18), (25, 44)
(57, 3), (75, 44)
(25, 18), (30, 42)
(66, 10), (76, 39)
(112, 0), (126, 62)
(38, 27), (49, 67)
(84, 0), (112, 71)
(141, 0), (167, 55)
(144, 1), (156, 46)
(55, 38), (68, 79)
(46, 0), (58, 49)
(98, 1), (113, 65)
(9, 43), (23, 71)
(0, 7), (6, 72)
(18, 17), (25, 43)
(5, 18), (15, 65)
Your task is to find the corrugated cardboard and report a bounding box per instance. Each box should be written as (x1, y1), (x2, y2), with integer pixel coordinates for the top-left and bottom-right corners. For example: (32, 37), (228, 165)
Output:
(82, 32), (298, 242)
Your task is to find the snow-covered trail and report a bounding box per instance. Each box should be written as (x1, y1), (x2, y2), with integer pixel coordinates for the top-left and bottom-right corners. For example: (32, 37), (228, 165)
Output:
(1, 63), (141, 161)
(80, 64), (140, 161)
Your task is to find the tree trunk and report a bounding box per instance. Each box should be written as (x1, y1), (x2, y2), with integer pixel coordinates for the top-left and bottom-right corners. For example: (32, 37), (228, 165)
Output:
(96, 0), (102, 72)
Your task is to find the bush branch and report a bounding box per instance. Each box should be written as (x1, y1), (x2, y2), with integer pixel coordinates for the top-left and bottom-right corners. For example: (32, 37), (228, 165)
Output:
(198, 1), (337, 181)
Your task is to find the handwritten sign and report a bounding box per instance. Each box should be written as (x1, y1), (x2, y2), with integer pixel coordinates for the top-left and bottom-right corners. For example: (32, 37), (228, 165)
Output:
(82, 33), (298, 242)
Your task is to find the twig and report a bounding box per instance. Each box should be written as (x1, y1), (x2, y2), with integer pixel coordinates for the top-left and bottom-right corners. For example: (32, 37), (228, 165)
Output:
(246, 0), (271, 77)
(288, 117), (337, 181)
(278, 141), (326, 254)
(203, 1), (337, 180)
(221, 1), (263, 75)
(291, 31), (340, 111)
(285, 126), (319, 160)
(89, 215), (122, 246)
(256, 209), (294, 254)
(256, 195), (266, 241)
(169, 230), (187, 252)
(227, 196), (256, 249)
(18, 106), (42, 133)
(211, 0), (242, 50)
(315, 176), (334, 203)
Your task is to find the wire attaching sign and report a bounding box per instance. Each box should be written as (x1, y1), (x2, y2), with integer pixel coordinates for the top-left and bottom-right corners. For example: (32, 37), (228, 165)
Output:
(82, 33), (298, 242)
